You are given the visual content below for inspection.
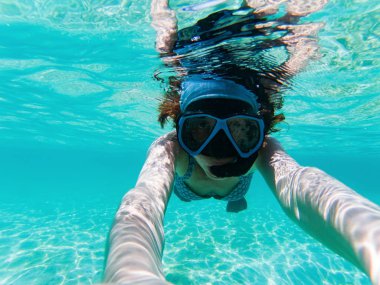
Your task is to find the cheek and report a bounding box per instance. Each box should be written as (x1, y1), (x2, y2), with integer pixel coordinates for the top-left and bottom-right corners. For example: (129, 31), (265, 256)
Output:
(194, 156), (206, 167)
(194, 156), (211, 172)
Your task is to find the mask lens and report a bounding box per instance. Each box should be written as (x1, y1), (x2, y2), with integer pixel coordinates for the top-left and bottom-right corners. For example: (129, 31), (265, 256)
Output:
(227, 117), (261, 153)
(181, 116), (217, 151)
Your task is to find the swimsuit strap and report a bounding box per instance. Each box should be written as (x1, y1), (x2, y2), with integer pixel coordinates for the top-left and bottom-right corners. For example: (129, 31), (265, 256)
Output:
(174, 155), (202, 202)
(182, 155), (196, 179)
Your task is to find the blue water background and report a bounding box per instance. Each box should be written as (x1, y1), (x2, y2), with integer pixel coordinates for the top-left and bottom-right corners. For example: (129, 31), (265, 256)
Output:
(0, 0), (379, 284)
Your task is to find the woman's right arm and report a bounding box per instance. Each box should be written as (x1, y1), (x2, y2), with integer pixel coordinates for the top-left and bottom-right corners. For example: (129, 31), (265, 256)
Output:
(103, 132), (178, 285)
(257, 137), (380, 285)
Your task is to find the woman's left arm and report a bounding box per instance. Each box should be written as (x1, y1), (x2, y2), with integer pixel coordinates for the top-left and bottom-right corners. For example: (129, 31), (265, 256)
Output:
(103, 132), (178, 284)
(257, 137), (380, 285)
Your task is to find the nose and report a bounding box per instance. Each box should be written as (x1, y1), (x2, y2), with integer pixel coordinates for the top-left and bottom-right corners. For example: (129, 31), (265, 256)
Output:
(201, 130), (237, 158)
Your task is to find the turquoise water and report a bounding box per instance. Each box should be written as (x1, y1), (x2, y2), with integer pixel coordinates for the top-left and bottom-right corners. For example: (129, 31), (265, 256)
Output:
(0, 0), (379, 284)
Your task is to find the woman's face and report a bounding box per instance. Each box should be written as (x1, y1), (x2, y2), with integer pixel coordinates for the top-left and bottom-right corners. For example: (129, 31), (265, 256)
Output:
(182, 98), (261, 178)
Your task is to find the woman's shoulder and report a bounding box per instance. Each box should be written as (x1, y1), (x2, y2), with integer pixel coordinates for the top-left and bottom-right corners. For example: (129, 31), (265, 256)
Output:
(149, 131), (188, 174)
(146, 131), (177, 157)
(150, 131), (177, 149)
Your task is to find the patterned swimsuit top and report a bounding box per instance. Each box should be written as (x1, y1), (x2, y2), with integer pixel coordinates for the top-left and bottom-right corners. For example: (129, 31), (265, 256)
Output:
(174, 156), (253, 202)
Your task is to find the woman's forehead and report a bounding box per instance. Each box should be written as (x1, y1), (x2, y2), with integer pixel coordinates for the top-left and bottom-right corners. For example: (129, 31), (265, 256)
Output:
(185, 98), (255, 116)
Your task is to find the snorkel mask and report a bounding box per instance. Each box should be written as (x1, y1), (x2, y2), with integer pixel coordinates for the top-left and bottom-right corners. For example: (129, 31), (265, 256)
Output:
(177, 75), (265, 177)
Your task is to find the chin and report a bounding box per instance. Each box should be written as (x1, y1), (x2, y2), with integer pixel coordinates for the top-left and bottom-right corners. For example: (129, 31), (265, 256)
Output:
(209, 153), (258, 178)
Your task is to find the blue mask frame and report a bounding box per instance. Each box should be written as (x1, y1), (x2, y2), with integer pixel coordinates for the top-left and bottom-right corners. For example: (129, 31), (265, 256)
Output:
(178, 113), (265, 158)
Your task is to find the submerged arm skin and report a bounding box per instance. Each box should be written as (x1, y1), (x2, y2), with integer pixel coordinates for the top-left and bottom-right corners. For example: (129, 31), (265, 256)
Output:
(244, 0), (328, 20)
(257, 137), (380, 285)
(103, 133), (177, 284)
(243, 0), (327, 91)
(151, 0), (178, 54)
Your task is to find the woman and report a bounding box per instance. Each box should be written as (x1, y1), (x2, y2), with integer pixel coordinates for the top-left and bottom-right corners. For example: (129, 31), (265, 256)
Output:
(164, 74), (274, 213)
(103, 1), (380, 284)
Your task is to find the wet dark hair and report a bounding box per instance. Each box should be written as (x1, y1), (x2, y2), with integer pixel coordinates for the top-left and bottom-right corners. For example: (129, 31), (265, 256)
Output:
(157, 64), (285, 135)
